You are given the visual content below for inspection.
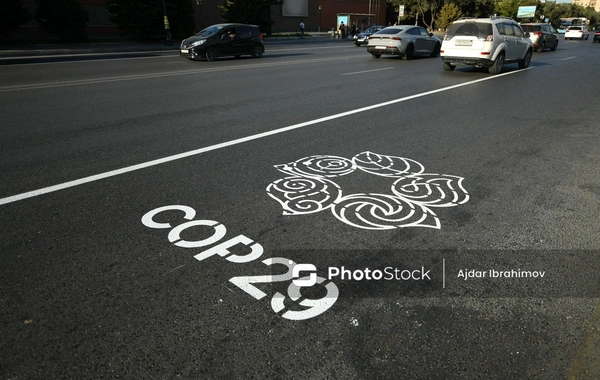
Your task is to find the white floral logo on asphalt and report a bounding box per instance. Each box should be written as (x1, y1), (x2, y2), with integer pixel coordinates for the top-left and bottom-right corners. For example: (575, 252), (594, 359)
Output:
(266, 152), (469, 230)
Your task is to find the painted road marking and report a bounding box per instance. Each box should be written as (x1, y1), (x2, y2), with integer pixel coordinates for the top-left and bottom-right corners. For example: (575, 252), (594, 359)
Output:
(561, 56), (578, 61)
(0, 56), (364, 92)
(342, 67), (394, 75)
(266, 152), (469, 230)
(0, 45), (357, 66)
(0, 68), (532, 206)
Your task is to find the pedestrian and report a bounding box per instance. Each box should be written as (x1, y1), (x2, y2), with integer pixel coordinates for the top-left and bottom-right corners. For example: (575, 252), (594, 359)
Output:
(339, 21), (345, 39)
(300, 20), (305, 39)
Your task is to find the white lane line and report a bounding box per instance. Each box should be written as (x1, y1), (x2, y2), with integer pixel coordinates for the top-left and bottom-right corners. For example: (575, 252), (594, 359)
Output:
(0, 45), (355, 66)
(0, 68), (532, 206)
(561, 56), (577, 61)
(0, 56), (361, 92)
(343, 67), (394, 75)
(0, 49), (176, 61)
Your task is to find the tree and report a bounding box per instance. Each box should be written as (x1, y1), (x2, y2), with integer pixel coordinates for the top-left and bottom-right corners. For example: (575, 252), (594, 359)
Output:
(34, 0), (89, 41)
(105, 0), (195, 40)
(414, 0), (444, 30)
(220, 0), (274, 34)
(0, 0), (31, 38)
(437, 3), (463, 31)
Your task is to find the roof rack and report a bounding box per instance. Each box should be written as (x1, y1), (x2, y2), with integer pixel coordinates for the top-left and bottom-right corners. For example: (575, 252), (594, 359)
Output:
(457, 17), (475, 20)
(490, 16), (515, 21)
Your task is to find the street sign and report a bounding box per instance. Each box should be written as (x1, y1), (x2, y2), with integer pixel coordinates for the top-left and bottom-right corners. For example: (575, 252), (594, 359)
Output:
(399, 5), (405, 17)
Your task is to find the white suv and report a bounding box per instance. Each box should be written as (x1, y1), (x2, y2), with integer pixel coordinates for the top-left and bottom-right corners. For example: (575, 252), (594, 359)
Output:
(440, 17), (533, 74)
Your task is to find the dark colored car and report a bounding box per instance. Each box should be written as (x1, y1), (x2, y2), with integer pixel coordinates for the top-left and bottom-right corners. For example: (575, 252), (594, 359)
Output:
(594, 26), (600, 43)
(521, 23), (558, 52)
(180, 23), (264, 61)
(353, 25), (384, 46)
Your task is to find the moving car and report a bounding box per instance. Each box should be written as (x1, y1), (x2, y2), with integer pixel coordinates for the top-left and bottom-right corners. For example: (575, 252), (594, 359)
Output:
(521, 23), (558, 52)
(557, 27), (567, 34)
(564, 26), (589, 40)
(366, 25), (441, 60)
(593, 26), (600, 42)
(440, 16), (533, 74)
(180, 23), (264, 61)
(353, 25), (384, 46)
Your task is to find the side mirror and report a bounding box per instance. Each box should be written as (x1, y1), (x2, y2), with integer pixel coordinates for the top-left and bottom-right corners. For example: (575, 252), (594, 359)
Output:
(525, 32), (530, 38)
(429, 32), (433, 37)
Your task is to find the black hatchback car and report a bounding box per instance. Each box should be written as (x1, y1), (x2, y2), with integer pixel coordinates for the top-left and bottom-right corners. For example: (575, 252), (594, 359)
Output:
(180, 23), (264, 61)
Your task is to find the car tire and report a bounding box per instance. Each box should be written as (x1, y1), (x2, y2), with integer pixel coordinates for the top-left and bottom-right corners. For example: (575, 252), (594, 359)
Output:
(518, 49), (532, 69)
(488, 52), (504, 74)
(251, 44), (263, 58)
(442, 62), (455, 71)
(371, 53), (381, 58)
(430, 43), (441, 58)
(551, 40), (558, 51)
(537, 41), (545, 52)
(205, 47), (218, 61)
(403, 44), (414, 60)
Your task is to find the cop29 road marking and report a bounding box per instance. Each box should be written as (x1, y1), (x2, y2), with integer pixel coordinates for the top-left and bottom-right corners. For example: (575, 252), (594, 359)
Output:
(0, 68), (532, 206)
(0, 55), (363, 92)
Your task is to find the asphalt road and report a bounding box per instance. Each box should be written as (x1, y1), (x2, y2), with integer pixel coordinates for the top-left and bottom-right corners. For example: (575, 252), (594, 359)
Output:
(1, 38), (599, 379)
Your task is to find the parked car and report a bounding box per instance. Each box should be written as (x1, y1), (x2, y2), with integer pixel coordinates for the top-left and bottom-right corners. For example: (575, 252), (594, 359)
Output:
(353, 25), (384, 46)
(594, 26), (600, 42)
(366, 25), (441, 60)
(521, 23), (558, 52)
(440, 16), (533, 74)
(564, 26), (590, 40)
(180, 23), (264, 61)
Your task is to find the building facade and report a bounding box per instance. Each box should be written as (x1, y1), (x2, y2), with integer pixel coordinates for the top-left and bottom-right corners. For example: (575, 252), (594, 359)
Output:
(16, 0), (387, 39)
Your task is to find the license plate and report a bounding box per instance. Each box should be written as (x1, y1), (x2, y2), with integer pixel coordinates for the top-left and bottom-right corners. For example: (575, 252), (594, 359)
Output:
(375, 46), (386, 50)
(455, 40), (473, 46)
(180, 49), (189, 53)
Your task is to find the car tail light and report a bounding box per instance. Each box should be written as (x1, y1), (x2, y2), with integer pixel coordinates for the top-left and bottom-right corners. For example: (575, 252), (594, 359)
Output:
(480, 52), (491, 56)
(259, 34), (263, 39)
(391, 37), (401, 40)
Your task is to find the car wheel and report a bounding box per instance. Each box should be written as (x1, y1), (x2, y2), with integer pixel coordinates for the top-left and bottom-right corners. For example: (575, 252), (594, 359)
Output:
(442, 62), (455, 71)
(488, 52), (504, 74)
(430, 43), (441, 58)
(551, 40), (558, 51)
(251, 44), (263, 58)
(537, 41), (545, 52)
(518, 49), (532, 69)
(371, 53), (381, 58)
(403, 44), (414, 60)
(205, 47), (218, 61)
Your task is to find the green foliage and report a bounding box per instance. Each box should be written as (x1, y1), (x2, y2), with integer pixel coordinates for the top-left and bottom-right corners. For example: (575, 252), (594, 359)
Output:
(34, 0), (89, 41)
(0, 0), (31, 38)
(541, 2), (600, 29)
(219, 0), (274, 34)
(105, 0), (195, 40)
(437, 3), (463, 31)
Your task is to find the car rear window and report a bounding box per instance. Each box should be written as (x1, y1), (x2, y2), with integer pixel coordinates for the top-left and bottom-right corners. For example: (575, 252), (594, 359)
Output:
(376, 27), (405, 34)
(569, 27), (582, 30)
(447, 22), (493, 39)
(522, 25), (541, 32)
